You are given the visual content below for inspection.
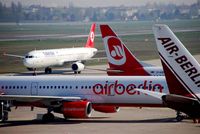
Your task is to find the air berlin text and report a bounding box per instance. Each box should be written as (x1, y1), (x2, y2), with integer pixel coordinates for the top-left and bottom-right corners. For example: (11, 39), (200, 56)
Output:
(93, 80), (163, 95)
(158, 37), (200, 87)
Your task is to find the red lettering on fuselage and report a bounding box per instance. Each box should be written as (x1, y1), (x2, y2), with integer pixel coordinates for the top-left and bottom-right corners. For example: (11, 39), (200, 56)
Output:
(92, 80), (163, 95)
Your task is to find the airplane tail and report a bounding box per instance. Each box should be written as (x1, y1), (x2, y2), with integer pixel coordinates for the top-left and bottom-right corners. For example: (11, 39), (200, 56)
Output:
(153, 24), (200, 99)
(100, 24), (149, 76)
(85, 23), (96, 48)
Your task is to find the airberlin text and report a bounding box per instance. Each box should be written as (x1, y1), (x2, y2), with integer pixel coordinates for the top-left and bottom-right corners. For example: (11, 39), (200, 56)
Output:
(93, 80), (163, 95)
(158, 38), (200, 87)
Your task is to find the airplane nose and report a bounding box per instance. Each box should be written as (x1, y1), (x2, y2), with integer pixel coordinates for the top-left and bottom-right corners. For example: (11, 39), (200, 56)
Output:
(23, 59), (33, 68)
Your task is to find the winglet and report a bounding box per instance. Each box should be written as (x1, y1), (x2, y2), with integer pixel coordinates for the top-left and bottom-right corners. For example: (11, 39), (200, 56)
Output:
(153, 24), (200, 99)
(100, 24), (149, 76)
(85, 23), (96, 48)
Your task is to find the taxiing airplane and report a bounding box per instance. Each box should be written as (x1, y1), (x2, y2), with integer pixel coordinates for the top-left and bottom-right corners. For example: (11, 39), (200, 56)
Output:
(138, 24), (200, 122)
(100, 24), (164, 76)
(4, 23), (97, 75)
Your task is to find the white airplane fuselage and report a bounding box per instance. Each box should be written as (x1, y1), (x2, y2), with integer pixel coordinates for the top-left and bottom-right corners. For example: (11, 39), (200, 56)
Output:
(0, 76), (168, 106)
(143, 67), (164, 76)
(23, 47), (97, 68)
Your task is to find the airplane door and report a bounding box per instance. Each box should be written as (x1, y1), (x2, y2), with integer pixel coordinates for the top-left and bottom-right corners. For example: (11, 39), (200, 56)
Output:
(31, 82), (38, 95)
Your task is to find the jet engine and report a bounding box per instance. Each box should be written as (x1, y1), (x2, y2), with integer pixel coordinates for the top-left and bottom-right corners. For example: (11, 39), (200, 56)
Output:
(62, 101), (92, 118)
(71, 62), (85, 73)
(92, 105), (120, 113)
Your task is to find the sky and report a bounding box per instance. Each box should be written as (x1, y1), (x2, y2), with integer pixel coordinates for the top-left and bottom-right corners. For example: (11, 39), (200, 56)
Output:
(1, 0), (198, 7)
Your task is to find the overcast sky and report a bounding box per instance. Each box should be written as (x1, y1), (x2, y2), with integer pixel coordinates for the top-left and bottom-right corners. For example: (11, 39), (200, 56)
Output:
(1, 0), (198, 7)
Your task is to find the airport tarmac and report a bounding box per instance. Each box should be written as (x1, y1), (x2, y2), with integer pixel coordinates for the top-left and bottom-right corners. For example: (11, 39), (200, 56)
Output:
(0, 56), (200, 134)
(0, 107), (200, 134)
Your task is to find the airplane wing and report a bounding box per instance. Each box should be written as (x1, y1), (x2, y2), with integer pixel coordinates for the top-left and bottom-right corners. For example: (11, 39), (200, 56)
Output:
(0, 95), (81, 102)
(3, 53), (24, 59)
(134, 88), (166, 100)
(62, 57), (107, 65)
(85, 67), (124, 73)
(89, 57), (107, 61)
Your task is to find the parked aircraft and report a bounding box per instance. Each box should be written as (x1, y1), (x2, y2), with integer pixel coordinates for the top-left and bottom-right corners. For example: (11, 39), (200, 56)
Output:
(0, 75), (168, 122)
(100, 24), (164, 76)
(137, 24), (200, 122)
(4, 23), (97, 75)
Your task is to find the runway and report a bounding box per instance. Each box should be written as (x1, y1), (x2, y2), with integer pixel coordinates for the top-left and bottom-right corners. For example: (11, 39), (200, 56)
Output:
(0, 56), (200, 133)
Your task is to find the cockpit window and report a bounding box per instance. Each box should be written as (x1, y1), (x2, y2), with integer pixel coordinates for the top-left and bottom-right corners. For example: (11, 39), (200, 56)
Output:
(25, 55), (34, 58)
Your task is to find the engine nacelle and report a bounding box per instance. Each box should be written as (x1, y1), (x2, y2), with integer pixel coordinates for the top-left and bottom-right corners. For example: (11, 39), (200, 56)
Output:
(62, 101), (92, 118)
(71, 62), (85, 71)
(92, 105), (120, 113)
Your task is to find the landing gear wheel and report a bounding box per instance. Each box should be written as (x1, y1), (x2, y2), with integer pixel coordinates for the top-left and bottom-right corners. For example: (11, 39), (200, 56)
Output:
(42, 113), (55, 122)
(74, 71), (81, 74)
(63, 115), (69, 120)
(45, 67), (52, 74)
(0, 101), (9, 122)
(176, 115), (184, 122)
(32, 68), (37, 76)
(2, 112), (8, 122)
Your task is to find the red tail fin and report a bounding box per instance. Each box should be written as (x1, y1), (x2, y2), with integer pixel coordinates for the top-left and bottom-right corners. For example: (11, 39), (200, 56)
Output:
(85, 23), (96, 48)
(100, 24), (149, 76)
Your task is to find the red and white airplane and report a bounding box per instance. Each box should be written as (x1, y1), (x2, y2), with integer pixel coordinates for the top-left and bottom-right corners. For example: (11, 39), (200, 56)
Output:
(100, 25), (164, 76)
(4, 23), (97, 74)
(3, 24), (198, 123)
(137, 24), (200, 122)
(0, 75), (168, 122)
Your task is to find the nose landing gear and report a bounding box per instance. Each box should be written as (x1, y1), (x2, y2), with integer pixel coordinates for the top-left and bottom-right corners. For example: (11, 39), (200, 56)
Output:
(0, 101), (10, 122)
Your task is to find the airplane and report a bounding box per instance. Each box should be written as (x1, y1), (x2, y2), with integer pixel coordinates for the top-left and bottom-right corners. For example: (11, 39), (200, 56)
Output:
(3, 23), (97, 75)
(100, 24), (164, 76)
(0, 75), (169, 122)
(137, 24), (200, 123)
